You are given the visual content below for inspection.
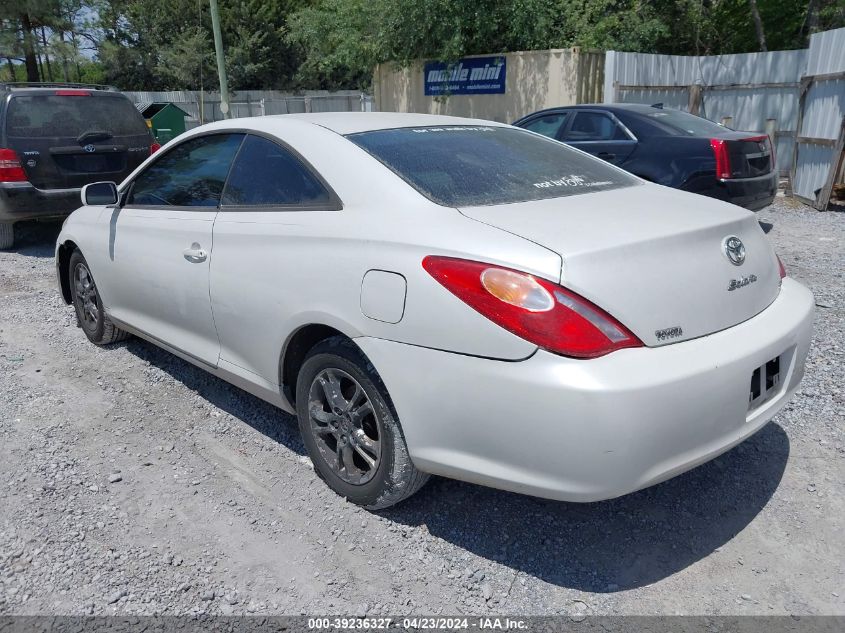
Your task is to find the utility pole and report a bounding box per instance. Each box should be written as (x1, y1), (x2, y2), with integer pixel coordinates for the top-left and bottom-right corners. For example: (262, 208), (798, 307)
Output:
(208, 0), (230, 119)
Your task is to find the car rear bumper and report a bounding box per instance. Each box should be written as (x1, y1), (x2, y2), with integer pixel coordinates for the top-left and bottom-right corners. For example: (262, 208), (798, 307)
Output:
(0, 182), (81, 223)
(356, 277), (814, 502)
(681, 170), (777, 211)
(721, 171), (778, 211)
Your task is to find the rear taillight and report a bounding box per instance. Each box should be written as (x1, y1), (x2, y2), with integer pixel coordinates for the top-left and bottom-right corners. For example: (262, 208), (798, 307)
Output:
(54, 89), (90, 96)
(150, 142), (161, 154)
(422, 256), (643, 359)
(777, 255), (787, 279)
(710, 138), (732, 179)
(0, 148), (27, 182)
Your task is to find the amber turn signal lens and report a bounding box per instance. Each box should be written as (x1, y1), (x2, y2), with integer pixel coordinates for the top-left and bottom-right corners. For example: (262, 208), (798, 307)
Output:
(480, 268), (554, 312)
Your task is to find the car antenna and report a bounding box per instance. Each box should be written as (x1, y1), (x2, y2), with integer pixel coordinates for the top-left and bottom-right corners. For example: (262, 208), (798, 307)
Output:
(651, 102), (664, 109)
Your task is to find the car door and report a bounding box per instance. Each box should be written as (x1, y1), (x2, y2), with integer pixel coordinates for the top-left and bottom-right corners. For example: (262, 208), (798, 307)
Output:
(210, 133), (342, 387)
(100, 132), (244, 367)
(560, 110), (637, 166)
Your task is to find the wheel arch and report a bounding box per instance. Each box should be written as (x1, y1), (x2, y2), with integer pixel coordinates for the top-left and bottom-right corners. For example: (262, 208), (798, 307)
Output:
(280, 323), (360, 405)
(56, 239), (79, 304)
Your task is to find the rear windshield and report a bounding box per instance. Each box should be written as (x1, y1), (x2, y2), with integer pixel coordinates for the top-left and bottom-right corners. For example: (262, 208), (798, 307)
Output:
(347, 126), (638, 207)
(644, 109), (731, 136)
(6, 94), (148, 138)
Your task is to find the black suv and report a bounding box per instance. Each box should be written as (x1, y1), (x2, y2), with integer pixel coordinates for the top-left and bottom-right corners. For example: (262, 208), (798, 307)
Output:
(0, 83), (158, 249)
(513, 104), (777, 211)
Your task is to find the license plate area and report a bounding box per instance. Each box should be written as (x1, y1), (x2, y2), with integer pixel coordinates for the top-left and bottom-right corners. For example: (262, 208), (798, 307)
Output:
(54, 153), (126, 174)
(749, 355), (781, 410)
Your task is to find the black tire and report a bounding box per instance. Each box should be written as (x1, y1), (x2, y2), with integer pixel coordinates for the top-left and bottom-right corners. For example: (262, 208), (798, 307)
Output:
(295, 336), (428, 509)
(0, 222), (13, 250)
(68, 249), (129, 346)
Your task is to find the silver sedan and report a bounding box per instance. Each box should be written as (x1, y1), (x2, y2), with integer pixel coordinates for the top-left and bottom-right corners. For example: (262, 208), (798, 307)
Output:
(55, 113), (814, 508)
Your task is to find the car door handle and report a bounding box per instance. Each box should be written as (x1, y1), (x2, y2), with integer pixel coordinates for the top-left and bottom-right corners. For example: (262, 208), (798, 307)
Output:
(597, 152), (616, 161)
(182, 243), (207, 263)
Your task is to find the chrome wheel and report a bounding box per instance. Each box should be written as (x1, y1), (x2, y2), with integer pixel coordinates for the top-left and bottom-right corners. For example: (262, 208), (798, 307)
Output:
(73, 263), (100, 326)
(307, 368), (381, 485)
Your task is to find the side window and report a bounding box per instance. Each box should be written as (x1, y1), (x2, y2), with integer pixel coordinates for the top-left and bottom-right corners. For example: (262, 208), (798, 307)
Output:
(563, 112), (629, 142)
(521, 113), (568, 139)
(222, 135), (332, 206)
(127, 134), (244, 207)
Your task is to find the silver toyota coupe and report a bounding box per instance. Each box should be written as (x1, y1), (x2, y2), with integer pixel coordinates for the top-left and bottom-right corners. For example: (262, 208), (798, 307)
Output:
(55, 113), (814, 508)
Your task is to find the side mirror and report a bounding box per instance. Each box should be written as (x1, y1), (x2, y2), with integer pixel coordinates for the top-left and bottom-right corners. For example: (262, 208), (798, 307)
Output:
(81, 181), (118, 206)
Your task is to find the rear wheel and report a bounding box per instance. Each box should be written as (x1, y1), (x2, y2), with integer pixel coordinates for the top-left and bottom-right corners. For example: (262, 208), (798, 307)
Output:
(68, 250), (128, 345)
(295, 337), (428, 509)
(0, 222), (14, 250)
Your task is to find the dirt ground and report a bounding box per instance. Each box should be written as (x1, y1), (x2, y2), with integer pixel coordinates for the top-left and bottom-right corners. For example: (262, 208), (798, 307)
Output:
(1, 198), (843, 617)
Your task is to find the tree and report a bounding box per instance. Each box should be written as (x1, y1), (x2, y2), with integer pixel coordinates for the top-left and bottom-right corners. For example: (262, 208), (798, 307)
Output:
(748, 0), (768, 51)
(286, 0), (670, 89)
(0, 0), (98, 84)
(91, 0), (306, 90)
(20, 12), (40, 81)
(221, 0), (306, 89)
(2, 1), (843, 91)
(94, 0), (202, 90)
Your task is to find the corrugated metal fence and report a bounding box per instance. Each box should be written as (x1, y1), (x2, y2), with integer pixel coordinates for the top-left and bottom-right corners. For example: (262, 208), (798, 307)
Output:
(792, 28), (845, 208)
(603, 29), (845, 207)
(603, 48), (807, 175)
(122, 90), (373, 128)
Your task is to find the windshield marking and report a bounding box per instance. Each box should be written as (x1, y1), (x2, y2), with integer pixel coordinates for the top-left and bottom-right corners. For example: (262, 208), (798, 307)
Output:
(410, 126), (496, 134)
(533, 175), (615, 189)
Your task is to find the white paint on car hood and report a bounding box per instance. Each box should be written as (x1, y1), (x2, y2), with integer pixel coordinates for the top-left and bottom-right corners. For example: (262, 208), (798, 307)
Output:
(459, 183), (782, 346)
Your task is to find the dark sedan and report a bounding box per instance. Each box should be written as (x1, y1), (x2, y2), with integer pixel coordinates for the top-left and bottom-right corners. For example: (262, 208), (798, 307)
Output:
(513, 104), (777, 211)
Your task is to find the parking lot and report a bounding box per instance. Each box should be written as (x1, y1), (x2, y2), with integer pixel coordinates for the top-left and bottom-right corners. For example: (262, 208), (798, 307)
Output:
(0, 197), (843, 616)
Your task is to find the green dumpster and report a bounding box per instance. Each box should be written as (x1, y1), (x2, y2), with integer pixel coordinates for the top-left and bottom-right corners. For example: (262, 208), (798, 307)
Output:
(135, 102), (190, 144)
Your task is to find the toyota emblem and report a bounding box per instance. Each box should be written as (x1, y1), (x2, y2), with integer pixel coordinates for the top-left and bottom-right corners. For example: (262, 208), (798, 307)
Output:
(83, 144), (96, 153)
(723, 236), (746, 266)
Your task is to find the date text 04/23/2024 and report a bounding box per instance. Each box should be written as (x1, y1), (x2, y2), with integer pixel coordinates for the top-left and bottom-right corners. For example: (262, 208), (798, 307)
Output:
(307, 617), (528, 630)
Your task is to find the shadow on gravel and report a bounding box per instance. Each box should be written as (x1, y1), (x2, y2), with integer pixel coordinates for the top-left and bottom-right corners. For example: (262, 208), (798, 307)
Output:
(7, 220), (63, 258)
(118, 338), (306, 455)
(106, 336), (788, 594)
(383, 422), (789, 593)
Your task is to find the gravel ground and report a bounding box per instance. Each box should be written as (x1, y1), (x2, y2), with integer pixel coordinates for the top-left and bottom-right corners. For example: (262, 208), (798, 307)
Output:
(0, 197), (843, 617)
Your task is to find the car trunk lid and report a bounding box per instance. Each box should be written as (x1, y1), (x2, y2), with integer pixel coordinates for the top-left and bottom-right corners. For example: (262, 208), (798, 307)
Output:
(459, 183), (781, 347)
(712, 131), (774, 179)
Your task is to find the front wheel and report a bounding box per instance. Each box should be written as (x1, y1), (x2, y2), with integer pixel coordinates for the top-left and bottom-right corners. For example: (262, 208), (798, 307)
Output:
(68, 250), (128, 345)
(295, 337), (428, 509)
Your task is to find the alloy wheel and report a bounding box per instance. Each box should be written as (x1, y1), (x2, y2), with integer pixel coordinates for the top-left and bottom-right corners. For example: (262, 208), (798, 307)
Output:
(307, 368), (381, 485)
(74, 263), (100, 327)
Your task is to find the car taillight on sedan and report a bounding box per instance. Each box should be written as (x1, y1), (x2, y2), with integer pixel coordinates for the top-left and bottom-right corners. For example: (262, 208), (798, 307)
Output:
(777, 255), (787, 279)
(150, 142), (161, 154)
(0, 148), (27, 182)
(710, 139), (732, 179)
(422, 256), (643, 358)
(711, 135), (773, 180)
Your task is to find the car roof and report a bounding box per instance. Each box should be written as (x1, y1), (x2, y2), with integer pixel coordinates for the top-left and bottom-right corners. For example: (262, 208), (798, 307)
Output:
(1, 85), (120, 96)
(519, 103), (667, 119)
(196, 112), (510, 136)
